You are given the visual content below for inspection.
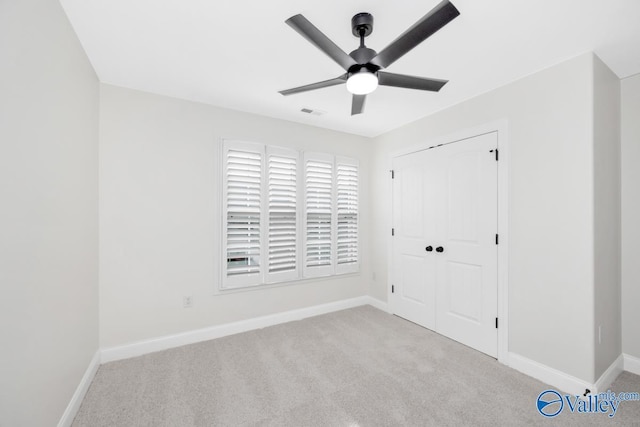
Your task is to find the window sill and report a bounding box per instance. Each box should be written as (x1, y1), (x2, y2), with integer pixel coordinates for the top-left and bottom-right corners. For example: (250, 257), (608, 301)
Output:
(214, 269), (361, 296)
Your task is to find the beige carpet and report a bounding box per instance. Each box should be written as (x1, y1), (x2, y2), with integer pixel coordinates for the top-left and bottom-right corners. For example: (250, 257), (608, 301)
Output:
(73, 306), (640, 426)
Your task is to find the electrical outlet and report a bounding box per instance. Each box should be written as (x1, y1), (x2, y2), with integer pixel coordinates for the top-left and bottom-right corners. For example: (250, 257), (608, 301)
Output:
(183, 295), (193, 308)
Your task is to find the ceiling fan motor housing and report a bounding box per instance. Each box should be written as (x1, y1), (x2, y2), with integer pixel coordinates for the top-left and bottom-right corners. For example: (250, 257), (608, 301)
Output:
(349, 48), (378, 68)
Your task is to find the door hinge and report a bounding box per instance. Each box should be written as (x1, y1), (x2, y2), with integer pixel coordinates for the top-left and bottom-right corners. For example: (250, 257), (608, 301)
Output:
(495, 234), (499, 245)
(490, 149), (499, 161)
(392, 285), (395, 294)
(392, 228), (395, 236)
(391, 170), (395, 179)
(495, 317), (499, 329)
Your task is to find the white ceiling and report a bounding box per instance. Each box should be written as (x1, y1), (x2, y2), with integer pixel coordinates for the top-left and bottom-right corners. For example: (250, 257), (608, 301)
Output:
(60, 0), (640, 137)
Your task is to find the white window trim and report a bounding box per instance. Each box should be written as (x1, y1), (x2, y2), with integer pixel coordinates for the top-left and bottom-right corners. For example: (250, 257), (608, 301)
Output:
(220, 140), (359, 291)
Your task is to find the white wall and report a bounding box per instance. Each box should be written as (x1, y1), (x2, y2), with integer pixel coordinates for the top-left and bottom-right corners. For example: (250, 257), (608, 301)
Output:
(592, 56), (622, 378)
(621, 73), (640, 360)
(0, 0), (99, 425)
(99, 84), (372, 348)
(371, 53), (597, 382)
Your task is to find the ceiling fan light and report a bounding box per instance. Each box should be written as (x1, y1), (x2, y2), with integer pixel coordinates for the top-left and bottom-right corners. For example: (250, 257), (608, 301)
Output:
(346, 70), (378, 95)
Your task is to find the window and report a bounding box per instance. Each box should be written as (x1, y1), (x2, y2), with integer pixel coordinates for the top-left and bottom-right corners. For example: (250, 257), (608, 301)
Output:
(222, 141), (359, 290)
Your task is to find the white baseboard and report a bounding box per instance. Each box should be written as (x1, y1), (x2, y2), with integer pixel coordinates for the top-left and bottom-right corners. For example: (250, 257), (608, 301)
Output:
(101, 296), (378, 363)
(364, 296), (389, 313)
(507, 352), (592, 396)
(594, 354), (624, 393)
(57, 351), (100, 427)
(624, 353), (640, 376)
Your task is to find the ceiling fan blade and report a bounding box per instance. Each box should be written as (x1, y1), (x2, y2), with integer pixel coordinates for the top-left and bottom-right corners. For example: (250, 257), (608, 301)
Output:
(286, 14), (358, 71)
(371, 0), (460, 69)
(279, 74), (348, 96)
(351, 94), (366, 115)
(378, 71), (448, 92)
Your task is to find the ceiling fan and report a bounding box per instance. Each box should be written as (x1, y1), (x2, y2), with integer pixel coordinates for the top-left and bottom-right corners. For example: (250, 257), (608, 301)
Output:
(279, 0), (460, 115)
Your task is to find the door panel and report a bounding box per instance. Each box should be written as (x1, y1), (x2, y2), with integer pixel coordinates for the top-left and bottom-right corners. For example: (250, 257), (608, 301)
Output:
(400, 167), (424, 238)
(446, 261), (483, 323)
(447, 151), (480, 243)
(400, 254), (428, 303)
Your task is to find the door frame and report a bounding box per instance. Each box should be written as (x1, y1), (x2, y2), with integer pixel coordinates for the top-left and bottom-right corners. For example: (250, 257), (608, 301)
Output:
(387, 119), (510, 365)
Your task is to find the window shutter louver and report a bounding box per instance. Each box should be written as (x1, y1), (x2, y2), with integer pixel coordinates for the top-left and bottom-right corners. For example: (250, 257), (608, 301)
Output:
(223, 145), (263, 288)
(304, 154), (334, 277)
(266, 149), (299, 282)
(336, 160), (359, 273)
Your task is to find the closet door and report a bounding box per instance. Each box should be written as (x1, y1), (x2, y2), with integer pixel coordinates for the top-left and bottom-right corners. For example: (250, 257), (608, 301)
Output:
(390, 149), (439, 330)
(391, 132), (498, 357)
(434, 132), (498, 358)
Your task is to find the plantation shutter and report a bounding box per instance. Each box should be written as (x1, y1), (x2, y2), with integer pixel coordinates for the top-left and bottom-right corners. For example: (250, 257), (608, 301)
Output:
(303, 153), (335, 278)
(221, 141), (359, 290)
(336, 158), (359, 274)
(266, 147), (299, 283)
(222, 142), (264, 288)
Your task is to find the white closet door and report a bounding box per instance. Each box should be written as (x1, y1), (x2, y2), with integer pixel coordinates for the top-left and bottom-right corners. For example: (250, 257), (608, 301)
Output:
(391, 149), (439, 330)
(391, 131), (498, 357)
(434, 132), (498, 358)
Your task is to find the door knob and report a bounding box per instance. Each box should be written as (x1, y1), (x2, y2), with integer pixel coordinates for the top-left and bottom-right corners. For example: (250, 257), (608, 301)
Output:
(436, 246), (444, 253)
(425, 246), (433, 252)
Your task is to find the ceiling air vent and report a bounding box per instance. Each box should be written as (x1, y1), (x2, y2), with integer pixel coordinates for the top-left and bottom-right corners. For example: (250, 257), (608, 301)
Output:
(300, 108), (325, 116)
